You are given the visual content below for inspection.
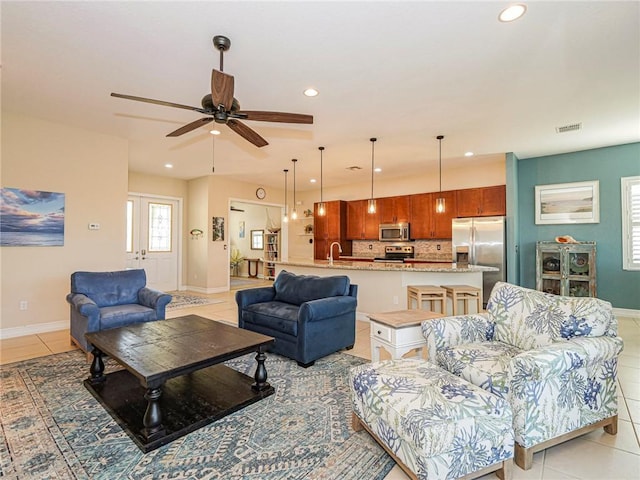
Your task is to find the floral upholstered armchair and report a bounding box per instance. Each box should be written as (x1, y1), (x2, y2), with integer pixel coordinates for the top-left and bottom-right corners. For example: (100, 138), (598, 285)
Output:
(422, 282), (623, 470)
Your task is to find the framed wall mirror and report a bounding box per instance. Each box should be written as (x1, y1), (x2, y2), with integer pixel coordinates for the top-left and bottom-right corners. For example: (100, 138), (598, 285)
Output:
(251, 230), (264, 250)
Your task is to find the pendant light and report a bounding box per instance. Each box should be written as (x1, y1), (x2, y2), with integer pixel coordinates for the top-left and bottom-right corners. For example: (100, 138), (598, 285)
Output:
(291, 158), (298, 220)
(317, 146), (326, 216)
(368, 138), (377, 214)
(435, 135), (445, 214)
(282, 169), (289, 223)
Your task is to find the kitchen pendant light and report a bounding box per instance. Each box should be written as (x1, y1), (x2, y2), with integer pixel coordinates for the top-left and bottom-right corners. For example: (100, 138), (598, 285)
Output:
(291, 158), (298, 220)
(435, 135), (445, 214)
(317, 146), (326, 216)
(282, 169), (289, 223)
(368, 138), (377, 214)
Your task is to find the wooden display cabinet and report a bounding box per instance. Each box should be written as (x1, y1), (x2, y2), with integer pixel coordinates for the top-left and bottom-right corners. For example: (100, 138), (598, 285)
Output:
(535, 241), (596, 297)
(263, 232), (280, 280)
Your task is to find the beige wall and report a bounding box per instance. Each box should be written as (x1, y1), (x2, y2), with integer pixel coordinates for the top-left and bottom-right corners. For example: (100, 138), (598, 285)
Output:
(1, 113), (128, 334)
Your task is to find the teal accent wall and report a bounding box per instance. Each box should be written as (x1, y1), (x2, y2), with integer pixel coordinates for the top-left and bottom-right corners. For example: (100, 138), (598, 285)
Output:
(517, 142), (640, 309)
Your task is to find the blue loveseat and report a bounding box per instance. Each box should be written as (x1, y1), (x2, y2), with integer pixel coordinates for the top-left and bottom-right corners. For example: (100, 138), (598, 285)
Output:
(67, 269), (172, 353)
(236, 270), (358, 367)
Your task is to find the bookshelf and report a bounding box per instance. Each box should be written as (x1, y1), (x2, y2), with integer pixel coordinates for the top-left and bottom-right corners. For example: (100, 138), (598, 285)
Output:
(263, 232), (280, 280)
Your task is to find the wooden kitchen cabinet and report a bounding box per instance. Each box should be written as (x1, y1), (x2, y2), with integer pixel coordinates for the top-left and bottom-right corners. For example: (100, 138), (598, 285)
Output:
(378, 195), (411, 224)
(456, 185), (506, 217)
(314, 200), (352, 259)
(410, 191), (457, 239)
(347, 200), (379, 240)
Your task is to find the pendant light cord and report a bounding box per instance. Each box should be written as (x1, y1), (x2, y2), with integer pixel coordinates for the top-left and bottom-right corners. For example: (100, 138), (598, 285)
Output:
(370, 138), (377, 199)
(319, 147), (324, 204)
(437, 135), (444, 193)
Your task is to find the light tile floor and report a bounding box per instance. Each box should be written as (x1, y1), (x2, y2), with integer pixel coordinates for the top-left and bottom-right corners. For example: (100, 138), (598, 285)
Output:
(2, 283), (639, 479)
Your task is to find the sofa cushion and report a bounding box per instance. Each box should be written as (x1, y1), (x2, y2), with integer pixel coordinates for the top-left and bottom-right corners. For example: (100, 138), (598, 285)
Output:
(487, 282), (614, 350)
(273, 270), (350, 306)
(99, 303), (156, 330)
(436, 342), (522, 399)
(71, 269), (146, 308)
(243, 301), (300, 336)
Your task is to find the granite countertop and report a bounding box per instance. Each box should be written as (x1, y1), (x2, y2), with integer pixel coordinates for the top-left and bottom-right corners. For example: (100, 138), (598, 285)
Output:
(276, 259), (498, 273)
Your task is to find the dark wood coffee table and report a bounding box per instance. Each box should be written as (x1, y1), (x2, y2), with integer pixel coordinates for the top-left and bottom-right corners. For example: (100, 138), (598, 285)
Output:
(84, 315), (275, 452)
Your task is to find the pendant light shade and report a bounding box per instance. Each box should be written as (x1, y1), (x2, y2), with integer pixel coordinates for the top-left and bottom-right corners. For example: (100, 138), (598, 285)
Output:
(435, 135), (445, 214)
(317, 146), (326, 216)
(368, 138), (377, 214)
(282, 169), (289, 223)
(291, 159), (298, 220)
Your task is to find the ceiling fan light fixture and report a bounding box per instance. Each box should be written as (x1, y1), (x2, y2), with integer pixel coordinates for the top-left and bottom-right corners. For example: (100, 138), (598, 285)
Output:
(436, 135), (445, 214)
(368, 138), (377, 214)
(304, 88), (319, 97)
(464, 151), (474, 157)
(209, 129), (221, 135)
(499, 4), (527, 22)
(317, 146), (326, 217)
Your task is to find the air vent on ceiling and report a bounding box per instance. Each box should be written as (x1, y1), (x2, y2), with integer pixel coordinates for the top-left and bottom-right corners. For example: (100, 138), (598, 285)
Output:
(556, 122), (582, 133)
(346, 166), (362, 171)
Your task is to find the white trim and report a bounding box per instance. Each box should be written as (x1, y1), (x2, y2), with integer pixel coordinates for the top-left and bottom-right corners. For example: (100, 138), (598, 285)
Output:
(0, 320), (68, 339)
(183, 285), (229, 294)
(613, 307), (640, 320)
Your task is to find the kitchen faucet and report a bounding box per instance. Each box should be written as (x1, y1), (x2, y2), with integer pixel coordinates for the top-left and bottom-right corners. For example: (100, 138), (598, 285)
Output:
(329, 242), (342, 265)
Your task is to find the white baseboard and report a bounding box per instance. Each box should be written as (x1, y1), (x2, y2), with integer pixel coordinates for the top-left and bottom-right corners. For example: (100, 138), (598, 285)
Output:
(183, 285), (229, 294)
(614, 307), (640, 319)
(0, 320), (68, 340)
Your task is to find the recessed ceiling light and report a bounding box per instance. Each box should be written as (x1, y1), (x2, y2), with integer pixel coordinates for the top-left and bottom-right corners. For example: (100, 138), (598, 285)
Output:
(464, 152), (474, 157)
(165, 163), (173, 168)
(499, 4), (527, 22)
(310, 178), (317, 183)
(374, 167), (382, 173)
(303, 88), (319, 97)
(210, 129), (221, 135)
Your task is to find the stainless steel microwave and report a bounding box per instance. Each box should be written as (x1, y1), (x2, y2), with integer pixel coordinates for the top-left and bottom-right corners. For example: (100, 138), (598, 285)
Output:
(379, 223), (410, 242)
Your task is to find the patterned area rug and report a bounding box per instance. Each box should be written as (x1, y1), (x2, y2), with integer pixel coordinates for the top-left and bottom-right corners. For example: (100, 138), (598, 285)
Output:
(0, 349), (393, 479)
(165, 292), (224, 310)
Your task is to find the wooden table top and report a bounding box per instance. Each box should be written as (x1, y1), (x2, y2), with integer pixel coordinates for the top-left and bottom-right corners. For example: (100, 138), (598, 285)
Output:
(85, 315), (274, 386)
(368, 309), (444, 328)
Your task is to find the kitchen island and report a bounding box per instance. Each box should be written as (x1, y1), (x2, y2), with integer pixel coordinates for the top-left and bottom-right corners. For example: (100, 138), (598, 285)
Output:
(275, 260), (498, 319)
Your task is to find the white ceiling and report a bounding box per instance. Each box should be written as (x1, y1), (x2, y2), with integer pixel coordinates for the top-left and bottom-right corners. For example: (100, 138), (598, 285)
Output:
(2, 1), (639, 191)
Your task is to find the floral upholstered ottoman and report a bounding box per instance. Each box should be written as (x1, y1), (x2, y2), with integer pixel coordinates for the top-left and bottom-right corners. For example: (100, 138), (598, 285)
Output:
(350, 360), (514, 480)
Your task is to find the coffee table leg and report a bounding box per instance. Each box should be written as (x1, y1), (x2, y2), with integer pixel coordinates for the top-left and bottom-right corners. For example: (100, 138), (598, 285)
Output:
(252, 347), (271, 392)
(88, 347), (106, 385)
(142, 386), (165, 441)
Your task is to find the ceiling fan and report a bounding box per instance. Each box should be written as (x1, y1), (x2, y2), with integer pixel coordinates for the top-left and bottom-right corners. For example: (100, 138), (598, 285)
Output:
(111, 35), (313, 147)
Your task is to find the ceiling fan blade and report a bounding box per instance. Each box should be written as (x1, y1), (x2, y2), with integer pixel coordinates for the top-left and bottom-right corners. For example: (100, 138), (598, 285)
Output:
(111, 92), (201, 112)
(211, 69), (235, 111)
(166, 118), (213, 137)
(238, 111), (314, 124)
(227, 119), (268, 147)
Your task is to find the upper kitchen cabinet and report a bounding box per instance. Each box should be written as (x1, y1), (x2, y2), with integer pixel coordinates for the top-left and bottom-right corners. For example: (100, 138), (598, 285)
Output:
(347, 200), (379, 240)
(410, 191), (457, 239)
(456, 185), (506, 217)
(378, 195), (411, 224)
(314, 200), (352, 259)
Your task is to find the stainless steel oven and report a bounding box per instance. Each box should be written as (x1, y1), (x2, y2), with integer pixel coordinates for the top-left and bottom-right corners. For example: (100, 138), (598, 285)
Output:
(379, 223), (410, 242)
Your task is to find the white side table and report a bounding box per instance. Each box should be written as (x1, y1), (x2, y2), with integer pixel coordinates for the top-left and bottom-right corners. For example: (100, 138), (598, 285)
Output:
(368, 309), (444, 362)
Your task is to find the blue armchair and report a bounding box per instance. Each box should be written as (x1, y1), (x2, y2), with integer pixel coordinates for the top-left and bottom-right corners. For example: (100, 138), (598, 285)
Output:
(67, 269), (172, 353)
(236, 270), (358, 367)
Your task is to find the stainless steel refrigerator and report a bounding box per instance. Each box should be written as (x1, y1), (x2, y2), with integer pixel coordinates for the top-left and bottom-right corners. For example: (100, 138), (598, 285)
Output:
(452, 216), (506, 306)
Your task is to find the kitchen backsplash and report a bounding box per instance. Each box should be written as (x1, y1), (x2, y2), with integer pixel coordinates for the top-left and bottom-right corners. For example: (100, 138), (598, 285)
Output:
(351, 240), (452, 261)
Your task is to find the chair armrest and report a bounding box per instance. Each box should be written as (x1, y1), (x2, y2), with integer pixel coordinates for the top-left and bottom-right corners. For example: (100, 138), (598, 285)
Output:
(299, 296), (357, 322)
(235, 287), (276, 309)
(66, 293), (100, 317)
(138, 287), (172, 310)
(510, 336), (624, 382)
(422, 313), (493, 362)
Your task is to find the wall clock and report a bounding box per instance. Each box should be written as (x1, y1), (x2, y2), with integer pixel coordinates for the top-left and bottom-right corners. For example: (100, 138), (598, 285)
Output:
(256, 187), (266, 200)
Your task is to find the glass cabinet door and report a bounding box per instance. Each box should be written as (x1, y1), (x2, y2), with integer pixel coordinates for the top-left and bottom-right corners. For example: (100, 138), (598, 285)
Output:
(536, 242), (596, 297)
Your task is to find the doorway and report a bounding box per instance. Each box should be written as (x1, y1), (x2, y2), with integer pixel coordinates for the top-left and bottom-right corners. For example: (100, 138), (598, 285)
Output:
(126, 194), (181, 291)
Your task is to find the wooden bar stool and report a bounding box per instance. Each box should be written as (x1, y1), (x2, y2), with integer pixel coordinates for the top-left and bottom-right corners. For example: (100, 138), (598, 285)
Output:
(441, 285), (482, 315)
(406, 285), (447, 313)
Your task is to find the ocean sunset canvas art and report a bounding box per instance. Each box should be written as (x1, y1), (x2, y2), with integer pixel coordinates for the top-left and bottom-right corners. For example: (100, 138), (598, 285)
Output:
(0, 188), (65, 246)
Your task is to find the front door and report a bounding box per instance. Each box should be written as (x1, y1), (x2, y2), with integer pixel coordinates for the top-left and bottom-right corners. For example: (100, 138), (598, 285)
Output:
(126, 195), (179, 291)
